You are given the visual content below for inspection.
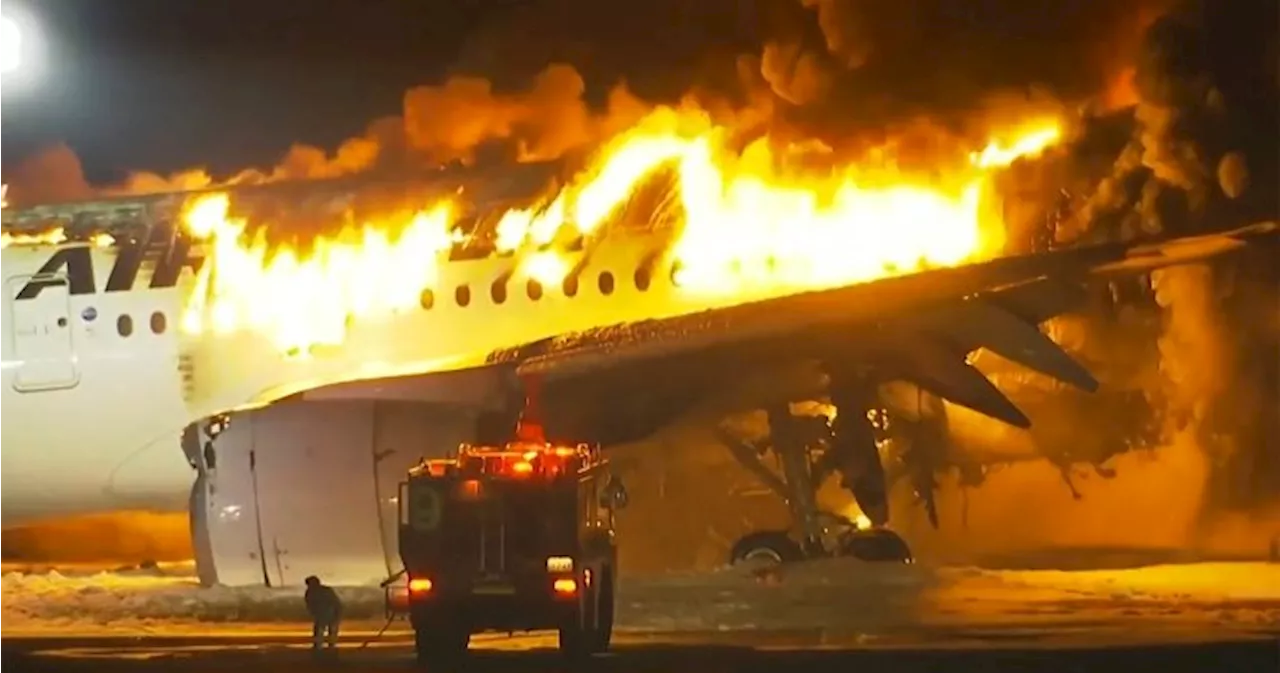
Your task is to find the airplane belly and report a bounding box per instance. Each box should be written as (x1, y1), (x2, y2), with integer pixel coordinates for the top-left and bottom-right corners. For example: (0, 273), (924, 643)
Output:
(0, 391), (194, 524)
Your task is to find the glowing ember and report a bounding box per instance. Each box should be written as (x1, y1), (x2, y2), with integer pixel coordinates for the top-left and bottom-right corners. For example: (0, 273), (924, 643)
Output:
(177, 107), (1064, 354)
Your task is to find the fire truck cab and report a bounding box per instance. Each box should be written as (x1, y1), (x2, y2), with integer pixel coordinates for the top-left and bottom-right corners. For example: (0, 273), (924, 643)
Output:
(393, 441), (624, 663)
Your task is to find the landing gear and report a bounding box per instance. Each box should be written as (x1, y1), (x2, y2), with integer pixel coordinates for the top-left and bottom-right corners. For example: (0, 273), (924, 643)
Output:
(727, 519), (914, 566)
(723, 383), (916, 567)
(728, 530), (804, 566)
(837, 527), (914, 564)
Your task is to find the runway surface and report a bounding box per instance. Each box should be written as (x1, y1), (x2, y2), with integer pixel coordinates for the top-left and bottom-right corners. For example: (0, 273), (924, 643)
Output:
(5, 558), (1278, 671)
(4, 629), (1279, 673)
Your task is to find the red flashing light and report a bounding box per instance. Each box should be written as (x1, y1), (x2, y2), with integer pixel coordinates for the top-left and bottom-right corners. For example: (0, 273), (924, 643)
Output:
(552, 578), (577, 595)
(408, 577), (433, 594)
(444, 442), (600, 479)
(459, 479), (482, 499)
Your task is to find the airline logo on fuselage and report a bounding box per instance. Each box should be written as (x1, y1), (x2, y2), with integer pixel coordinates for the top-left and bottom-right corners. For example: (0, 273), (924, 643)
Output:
(14, 226), (205, 300)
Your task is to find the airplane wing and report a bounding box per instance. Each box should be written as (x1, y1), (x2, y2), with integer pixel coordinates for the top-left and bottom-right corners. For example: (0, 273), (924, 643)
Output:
(481, 222), (1277, 447)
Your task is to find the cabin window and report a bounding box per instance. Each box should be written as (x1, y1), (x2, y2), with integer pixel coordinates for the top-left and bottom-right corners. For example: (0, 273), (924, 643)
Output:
(634, 265), (652, 292)
(455, 284), (472, 307)
(598, 271), (615, 296)
(117, 314), (134, 337)
(150, 311), (167, 335)
(420, 289), (435, 310)
(490, 279), (508, 305)
(527, 279), (544, 301)
(563, 275), (579, 298)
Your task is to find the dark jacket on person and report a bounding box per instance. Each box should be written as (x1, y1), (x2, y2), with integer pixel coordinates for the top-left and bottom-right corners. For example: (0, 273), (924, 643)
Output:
(304, 582), (343, 622)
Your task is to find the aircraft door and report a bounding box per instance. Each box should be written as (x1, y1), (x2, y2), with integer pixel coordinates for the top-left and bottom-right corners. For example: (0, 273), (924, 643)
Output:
(6, 274), (79, 392)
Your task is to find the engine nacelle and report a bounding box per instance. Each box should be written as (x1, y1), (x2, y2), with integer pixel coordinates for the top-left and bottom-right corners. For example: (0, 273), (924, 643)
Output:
(190, 398), (482, 587)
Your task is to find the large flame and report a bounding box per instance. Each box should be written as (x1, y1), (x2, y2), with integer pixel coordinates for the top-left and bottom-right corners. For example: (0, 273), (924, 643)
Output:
(180, 195), (457, 352)
(178, 107), (1063, 354)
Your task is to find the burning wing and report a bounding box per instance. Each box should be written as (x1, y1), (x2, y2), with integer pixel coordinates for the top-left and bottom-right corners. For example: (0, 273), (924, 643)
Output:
(486, 222), (1276, 447)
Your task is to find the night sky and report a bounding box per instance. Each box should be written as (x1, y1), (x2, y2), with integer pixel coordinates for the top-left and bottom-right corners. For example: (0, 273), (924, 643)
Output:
(0, 0), (762, 183)
(3, 1), (1275, 191)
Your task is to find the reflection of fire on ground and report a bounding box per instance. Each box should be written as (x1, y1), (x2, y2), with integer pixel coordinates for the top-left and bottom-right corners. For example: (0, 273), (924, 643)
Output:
(1, 513), (193, 565)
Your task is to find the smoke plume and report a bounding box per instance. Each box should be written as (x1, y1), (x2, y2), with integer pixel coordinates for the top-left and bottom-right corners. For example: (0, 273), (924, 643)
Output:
(896, 0), (1279, 562)
(1, 0), (1182, 206)
(5, 65), (654, 206)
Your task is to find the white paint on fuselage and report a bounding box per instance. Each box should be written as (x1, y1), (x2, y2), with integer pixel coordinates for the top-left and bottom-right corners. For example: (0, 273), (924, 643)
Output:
(2, 244), (193, 523)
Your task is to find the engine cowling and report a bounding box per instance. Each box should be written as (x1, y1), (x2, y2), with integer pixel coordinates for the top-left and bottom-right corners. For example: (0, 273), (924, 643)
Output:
(190, 371), (506, 587)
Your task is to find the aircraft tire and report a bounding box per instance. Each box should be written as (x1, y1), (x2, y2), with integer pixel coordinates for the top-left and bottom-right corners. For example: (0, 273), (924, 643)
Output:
(838, 527), (914, 564)
(589, 565), (615, 653)
(728, 530), (805, 566)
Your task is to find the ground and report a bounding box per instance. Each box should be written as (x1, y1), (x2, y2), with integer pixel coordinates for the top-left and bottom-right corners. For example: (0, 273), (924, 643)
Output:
(5, 633), (1279, 673)
(3, 559), (1277, 651)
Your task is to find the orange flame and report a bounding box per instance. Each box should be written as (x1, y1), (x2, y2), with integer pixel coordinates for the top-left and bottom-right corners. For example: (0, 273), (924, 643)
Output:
(180, 194), (457, 351)
(178, 107), (1064, 354)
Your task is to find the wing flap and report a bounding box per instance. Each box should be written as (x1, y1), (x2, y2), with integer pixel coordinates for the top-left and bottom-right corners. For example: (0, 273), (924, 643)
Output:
(909, 287), (1098, 392)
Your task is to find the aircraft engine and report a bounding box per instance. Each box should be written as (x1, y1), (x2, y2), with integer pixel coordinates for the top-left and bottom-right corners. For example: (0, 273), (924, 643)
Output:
(188, 397), (485, 588)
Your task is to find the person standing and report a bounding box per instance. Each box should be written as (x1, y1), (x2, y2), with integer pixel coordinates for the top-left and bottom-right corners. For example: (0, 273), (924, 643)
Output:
(304, 575), (343, 653)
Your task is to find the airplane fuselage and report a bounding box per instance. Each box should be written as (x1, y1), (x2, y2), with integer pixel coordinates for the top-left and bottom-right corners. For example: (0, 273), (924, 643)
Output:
(0, 226), (865, 524)
(9, 210), (1261, 529)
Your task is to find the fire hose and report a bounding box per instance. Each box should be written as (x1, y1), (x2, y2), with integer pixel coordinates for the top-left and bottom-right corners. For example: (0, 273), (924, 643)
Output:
(355, 569), (407, 651)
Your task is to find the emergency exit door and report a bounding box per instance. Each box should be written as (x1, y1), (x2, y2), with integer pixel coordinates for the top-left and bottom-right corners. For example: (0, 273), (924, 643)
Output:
(7, 275), (79, 392)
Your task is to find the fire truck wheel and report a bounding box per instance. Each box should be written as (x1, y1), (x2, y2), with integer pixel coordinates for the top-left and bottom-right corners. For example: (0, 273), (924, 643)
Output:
(590, 566), (615, 652)
(413, 623), (470, 665)
(729, 531), (804, 566)
(558, 579), (600, 658)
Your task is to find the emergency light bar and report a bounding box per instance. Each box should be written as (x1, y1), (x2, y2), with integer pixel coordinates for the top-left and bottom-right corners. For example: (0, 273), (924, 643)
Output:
(408, 442), (603, 480)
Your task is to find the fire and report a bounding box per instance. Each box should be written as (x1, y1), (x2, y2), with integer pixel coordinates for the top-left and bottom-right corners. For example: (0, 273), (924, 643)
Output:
(667, 135), (987, 293)
(177, 107), (1064, 354)
(180, 194), (457, 352)
(0, 228), (115, 248)
(969, 124), (1063, 169)
(2, 227), (67, 248)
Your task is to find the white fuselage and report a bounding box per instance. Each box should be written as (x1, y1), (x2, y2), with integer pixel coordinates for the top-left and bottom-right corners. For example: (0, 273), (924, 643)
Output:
(0, 229), (830, 525)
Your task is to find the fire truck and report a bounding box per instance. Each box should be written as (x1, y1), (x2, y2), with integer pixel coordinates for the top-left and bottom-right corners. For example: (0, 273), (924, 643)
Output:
(389, 440), (625, 663)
